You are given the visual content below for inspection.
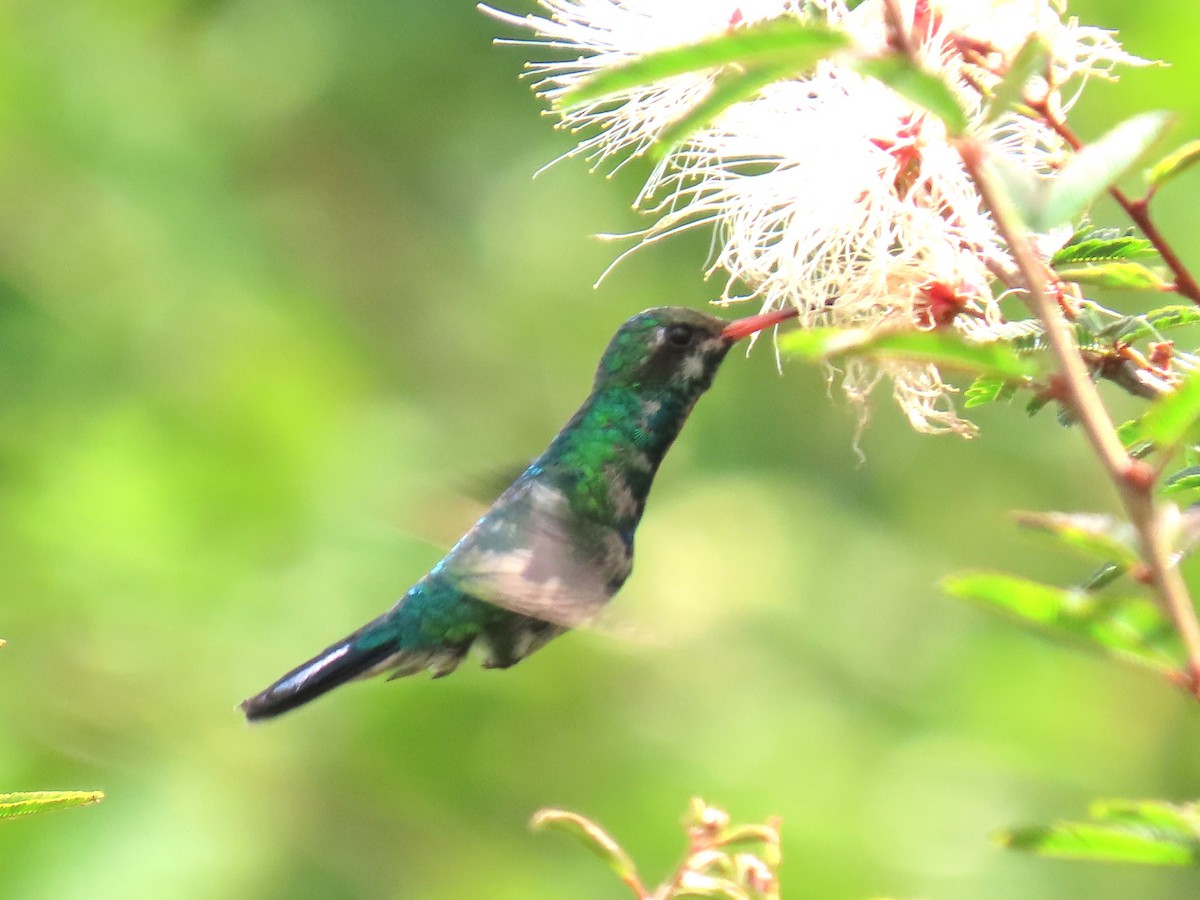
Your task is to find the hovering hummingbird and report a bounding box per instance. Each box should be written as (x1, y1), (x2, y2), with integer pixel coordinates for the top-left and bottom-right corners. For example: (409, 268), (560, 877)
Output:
(241, 305), (796, 720)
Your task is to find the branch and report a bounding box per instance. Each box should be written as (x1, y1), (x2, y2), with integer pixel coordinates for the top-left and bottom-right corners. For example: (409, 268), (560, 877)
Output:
(958, 137), (1200, 698)
(1032, 102), (1200, 305)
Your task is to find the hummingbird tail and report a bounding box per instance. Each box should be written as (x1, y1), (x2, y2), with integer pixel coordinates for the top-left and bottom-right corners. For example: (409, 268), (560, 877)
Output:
(240, 632), (397, 721)
(241, 594), (567, 721)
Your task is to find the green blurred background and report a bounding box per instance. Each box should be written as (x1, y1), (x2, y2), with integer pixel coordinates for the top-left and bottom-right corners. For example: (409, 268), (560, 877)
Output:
(2, 1), (1199, 897)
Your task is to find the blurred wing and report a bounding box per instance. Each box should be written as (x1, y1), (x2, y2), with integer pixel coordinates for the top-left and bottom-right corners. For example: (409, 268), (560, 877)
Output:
(446, 480), (631, 629)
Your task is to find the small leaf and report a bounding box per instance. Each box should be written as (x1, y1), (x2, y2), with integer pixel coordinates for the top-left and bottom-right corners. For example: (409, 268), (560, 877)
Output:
(0, 791), (104, 820)
(1055, 403), (1077, 428)
(964, 375), (1019, 408)
(1074, 303), (1113, 339)
(1146, 305), (1200, 333)
(942, 571), (1182, 675)
(687, 797), (732, 834)
(1002, 823), (1198, 865)
(531, 809), (640, 885)
(675, 870), (751, 900)
(1079, 562), (1124, 593)
(1008, 321), (1049, 354)
(1099, 307), (1200, 340)
(559, 20), (850, 107)
(1001, 800), (1200, 866)
(986, 36), (1047, 123)
(1094, 800), (1200, 832)
(1051, 235), (1157, 266)
(1091, 317), (1138, 344)
(1012, 511), (1140, 567)
(855, 53), (968, 135)
(1038, 111), (1174, 230)
(1117, 417), (1146, 447)
(654, 61), (795, 156)
(1139, 368), (1200, 448)
(987, 151), (1048, 228)
(781, 327), (1035, 378)
(1163, 466), (1200, 496)
(718, 824), (782, 849)
(1025, 393), (1051, 417)
(1146, 139), (1200, 189)
(1055, 261), (1168, 291)
(1109, 305), (1200, 343)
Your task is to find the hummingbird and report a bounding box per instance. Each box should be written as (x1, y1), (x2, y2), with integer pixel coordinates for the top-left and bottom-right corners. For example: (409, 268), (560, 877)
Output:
(241, 305), (796, 720)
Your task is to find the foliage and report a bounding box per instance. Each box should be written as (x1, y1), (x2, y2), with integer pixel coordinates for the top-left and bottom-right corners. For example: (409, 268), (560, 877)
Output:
(4, 2), (1200, 899)
(0, 792), (104, 821)
(1002, 800), (1200, 866)
(1035, 111), (1173, 231)
(941, 569), (1181, 677)
(780, 328), (1035, 379)
(532, 800), (781, 900)
(853, 52), (968, 135)
(558, 19), (849, 109)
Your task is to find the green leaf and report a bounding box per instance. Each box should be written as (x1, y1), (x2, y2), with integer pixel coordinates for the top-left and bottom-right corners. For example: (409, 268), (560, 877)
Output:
(559, 20), (850, 107)
(1146, 139), (1200, 189)
(1025, 393), (1051, 417)
(1056, 261), (1168, 291)
(0, 791), (104, 820)
(674, 872), (751, 900)
(1055, 403), (1077, 428)
(964, 375), (1018, 408)
(985, 36), (1047, 123)
(987, 151), (1048, 228)
(1038, 111), (1174, 230)
(1163, 466), (1200, 496)
(531, 809), (640, 885)
(942, 571), (1182, 675)
(1001, 800), (1200, 866)
(1079, 562), (1125, 593)
(653, 61), (794, 156)
(717, 824), (782, 849)
(1006, 320), (1049, 354)
(1095, 799), (1200, 832)
(1074, 302), (1113, 339)
(1011, 511), (1140, 567)
(1106, 305), (1200, 343)
(781, 327), (1035, 378)
(1145, 304), (1200, 333)
(1117, 417), (1146, 447)
(855, 53), (968, 136)
(1138, 368), (1200, 448)
(1051, 235), (1157, 266)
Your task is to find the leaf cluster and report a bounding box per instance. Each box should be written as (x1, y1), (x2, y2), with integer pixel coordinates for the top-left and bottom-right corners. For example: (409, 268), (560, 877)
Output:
(532, 799), (781, 900)
(1002, 800), (1200, 867)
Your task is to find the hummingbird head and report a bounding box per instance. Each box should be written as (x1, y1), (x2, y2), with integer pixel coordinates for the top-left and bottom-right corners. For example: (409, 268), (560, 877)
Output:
(595, 306), (797, 397)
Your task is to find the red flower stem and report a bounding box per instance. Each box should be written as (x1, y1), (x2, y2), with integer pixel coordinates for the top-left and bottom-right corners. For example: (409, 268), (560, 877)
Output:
(1036, 106), (1200, 305)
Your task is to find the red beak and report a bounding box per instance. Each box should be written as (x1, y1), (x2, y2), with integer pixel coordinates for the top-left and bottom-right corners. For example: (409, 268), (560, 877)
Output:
(720, 306), (798, 341)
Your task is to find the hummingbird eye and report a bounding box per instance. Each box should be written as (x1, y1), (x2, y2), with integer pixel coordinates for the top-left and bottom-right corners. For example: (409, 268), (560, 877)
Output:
(664, 324), (693, 347)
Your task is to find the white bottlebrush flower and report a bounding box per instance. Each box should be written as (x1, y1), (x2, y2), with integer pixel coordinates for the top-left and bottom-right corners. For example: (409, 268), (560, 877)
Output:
(486, 0), (1147, 436)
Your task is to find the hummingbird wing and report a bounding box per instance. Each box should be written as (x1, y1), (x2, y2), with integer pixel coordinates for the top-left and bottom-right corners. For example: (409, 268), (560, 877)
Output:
(442, 478), (632, 629)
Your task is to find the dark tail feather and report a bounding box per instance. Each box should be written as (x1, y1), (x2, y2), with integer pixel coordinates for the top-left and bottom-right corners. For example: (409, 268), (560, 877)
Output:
(240, 632), (397, 722)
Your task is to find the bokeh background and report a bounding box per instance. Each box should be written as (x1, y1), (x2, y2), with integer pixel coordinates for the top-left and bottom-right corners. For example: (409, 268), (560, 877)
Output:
(2, 1), (1199, 897)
